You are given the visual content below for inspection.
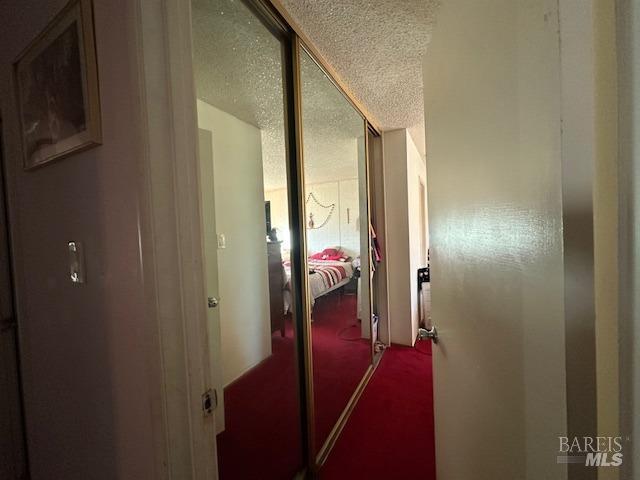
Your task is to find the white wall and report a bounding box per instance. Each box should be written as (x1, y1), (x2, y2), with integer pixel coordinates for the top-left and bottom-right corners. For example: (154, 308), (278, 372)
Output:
(383, 129), (428, 346)
(266, 178), (361, 258)
(197, 100), (271, 387)
(0, 1), (161, 478)
(407, 134), (428, 342)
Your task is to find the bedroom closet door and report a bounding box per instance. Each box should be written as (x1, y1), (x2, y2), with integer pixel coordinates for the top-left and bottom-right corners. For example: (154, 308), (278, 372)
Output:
(191, 1), (305, 478)
(298, 46), (373, 459)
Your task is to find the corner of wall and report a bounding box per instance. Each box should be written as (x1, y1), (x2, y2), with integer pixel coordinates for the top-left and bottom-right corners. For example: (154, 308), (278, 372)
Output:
(382, 128), (416, 346)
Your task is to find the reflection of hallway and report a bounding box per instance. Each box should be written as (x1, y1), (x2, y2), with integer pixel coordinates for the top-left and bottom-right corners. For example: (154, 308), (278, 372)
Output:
(216, 293), (370, 479)
(321, 341), (436, 480)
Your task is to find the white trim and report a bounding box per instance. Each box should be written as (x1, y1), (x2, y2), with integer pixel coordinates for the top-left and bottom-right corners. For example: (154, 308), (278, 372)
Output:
(136, 0), (217, 478)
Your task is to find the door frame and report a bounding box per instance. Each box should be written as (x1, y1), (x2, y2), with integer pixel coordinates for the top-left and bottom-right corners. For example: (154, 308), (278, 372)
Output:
(134, 1), (218, 478)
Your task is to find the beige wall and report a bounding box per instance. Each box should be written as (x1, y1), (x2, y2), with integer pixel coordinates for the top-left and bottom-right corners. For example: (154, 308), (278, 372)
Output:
(593, 1), (619, 479)
(407, 133), (428, 340)
(0, 1), (161, 478)
(559, 5), (598, 479)
(197, 100), (272, 387)
(616, 0), (640, 477)
(423, 0), (568, 478)
(383, 129), (411, 346)
(383, 128), (428, 346)
(266, 177), (361, 258)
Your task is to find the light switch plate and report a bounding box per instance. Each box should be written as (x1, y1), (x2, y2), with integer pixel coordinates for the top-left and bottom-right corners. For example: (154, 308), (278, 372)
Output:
(68, 241), (85, 284)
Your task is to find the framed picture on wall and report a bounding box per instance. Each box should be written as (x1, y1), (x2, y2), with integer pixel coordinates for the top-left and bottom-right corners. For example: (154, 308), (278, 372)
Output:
(14, 0), (101, 170)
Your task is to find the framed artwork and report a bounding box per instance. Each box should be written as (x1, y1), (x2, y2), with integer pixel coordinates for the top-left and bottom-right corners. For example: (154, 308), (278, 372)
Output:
(14, 0), (101, 170)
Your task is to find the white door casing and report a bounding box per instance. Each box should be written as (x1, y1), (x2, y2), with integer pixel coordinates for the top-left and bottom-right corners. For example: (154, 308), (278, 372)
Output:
(198, 128), (225, 434)
(136, 0), (218, 478)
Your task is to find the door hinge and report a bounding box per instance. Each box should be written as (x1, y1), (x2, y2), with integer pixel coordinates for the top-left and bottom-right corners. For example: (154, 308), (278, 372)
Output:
(202, 388), (217, 416)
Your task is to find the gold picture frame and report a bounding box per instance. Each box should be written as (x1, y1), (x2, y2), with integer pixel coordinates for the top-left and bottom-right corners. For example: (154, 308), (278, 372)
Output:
(14, 0), (101, 170)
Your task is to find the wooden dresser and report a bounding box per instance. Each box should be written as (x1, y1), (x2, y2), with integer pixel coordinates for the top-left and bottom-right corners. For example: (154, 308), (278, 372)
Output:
(267, 241), (285, 336)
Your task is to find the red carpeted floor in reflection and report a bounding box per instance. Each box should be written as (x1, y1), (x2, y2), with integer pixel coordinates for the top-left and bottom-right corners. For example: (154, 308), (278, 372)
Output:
(310, 294), (372, 448)
(320, 340), (436, 480)
(215, 314), (301, 480)
(216, 292), (371, 480)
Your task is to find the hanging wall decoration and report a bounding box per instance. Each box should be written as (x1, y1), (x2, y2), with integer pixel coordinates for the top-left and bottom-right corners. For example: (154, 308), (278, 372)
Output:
(14, 0), (101, 169)
(306, 192), (335, 230)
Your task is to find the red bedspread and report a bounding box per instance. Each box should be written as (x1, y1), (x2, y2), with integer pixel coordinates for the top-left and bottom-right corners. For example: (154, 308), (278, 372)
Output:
(283, 258), (351, 293)
(308, 259), (348, 290)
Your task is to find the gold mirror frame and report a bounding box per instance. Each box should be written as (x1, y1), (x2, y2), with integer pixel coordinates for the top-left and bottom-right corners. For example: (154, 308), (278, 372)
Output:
(227, 1), (385, 475)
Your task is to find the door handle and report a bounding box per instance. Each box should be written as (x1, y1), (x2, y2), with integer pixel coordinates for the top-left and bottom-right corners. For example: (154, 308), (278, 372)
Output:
(418, 326), (438, 344)
(208, 297), (220, 308)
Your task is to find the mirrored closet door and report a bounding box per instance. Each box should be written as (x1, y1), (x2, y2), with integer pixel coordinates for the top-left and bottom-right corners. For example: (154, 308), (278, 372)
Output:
(191, 1), (303, 478)
(298, 47), (373, 455)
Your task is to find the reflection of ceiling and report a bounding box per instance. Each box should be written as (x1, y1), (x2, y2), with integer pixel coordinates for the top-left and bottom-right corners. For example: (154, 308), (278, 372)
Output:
(279, 0), (439, 156)
(192, 0), (435, 189)
(192, 0), (287, 190)
(192, 0), (364, 191)
(300, 50), (364, 185)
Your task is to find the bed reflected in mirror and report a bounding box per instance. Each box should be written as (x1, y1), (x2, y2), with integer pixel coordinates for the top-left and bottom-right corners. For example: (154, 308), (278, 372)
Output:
(298, 47), (373, 454)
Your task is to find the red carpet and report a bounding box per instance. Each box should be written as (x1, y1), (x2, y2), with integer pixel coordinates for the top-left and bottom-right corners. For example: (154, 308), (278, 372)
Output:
(320, 340), (436, 480)
(310, 294), (371, 448)
(216, 317), (302, 480)
(217, 293), (371, 479)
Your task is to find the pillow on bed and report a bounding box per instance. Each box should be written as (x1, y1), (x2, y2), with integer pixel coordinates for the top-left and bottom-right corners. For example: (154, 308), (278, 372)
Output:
(310, 248), (345, 261)
(309, 248), (344, 261)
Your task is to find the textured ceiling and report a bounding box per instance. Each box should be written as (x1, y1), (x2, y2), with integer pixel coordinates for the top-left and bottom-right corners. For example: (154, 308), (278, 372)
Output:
(192, 0), (288, 190)
(279, 0), (439, 155)
(193, 0), (365, 190)
(192, 0), (436, 189)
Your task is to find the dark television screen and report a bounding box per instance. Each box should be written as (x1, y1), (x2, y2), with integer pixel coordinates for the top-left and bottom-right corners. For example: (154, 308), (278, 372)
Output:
(265, 201), (271, 234)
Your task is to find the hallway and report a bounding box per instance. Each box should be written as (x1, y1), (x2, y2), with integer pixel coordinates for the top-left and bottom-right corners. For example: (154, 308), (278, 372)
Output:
(1, 1), (633, 479)
(321, 341), (436, 479)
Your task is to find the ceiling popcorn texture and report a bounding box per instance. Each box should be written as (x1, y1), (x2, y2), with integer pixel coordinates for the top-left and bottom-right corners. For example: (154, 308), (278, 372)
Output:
(193, 0), (366, 190)
(279, 0), (439, 155)
(191, 0), (436, 189)
(192, 0), (289, 190)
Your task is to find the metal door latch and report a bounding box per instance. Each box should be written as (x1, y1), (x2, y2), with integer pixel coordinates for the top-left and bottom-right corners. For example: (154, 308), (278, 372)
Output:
(202, 389), (217, 416)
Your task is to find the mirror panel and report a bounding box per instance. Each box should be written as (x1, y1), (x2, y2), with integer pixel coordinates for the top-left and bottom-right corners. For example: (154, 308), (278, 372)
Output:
(192, 1), (303, 478)
(299, 47), (373, 453)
